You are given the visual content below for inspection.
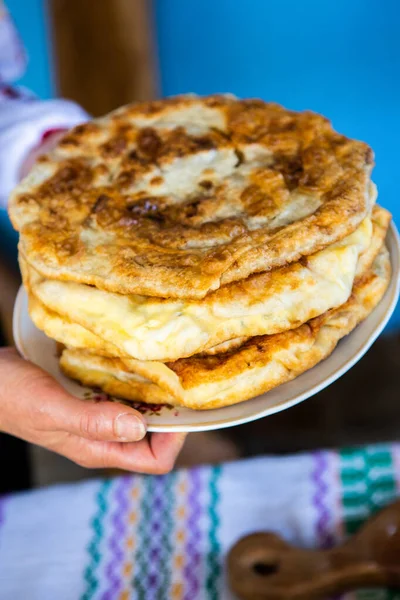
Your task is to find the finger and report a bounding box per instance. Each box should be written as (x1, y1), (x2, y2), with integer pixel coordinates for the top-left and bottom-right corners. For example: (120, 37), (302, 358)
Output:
(48, 397), (147, 442)
(57, 432), (187, 474)
(0, 348), (147, 442)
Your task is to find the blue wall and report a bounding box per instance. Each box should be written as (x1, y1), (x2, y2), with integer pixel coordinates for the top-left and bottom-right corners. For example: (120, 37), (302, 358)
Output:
(155, 0), (400, 326)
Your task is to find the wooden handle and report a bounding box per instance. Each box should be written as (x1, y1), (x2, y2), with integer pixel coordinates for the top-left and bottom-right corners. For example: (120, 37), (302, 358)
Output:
(227, 500), (400, 600)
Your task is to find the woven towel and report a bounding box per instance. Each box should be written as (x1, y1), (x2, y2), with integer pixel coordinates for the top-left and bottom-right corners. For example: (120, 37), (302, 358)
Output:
(1, 443), (400, 600)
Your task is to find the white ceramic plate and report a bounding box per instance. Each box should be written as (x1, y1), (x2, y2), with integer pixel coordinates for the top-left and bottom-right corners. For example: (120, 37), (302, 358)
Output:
(13, 223), (400, 432)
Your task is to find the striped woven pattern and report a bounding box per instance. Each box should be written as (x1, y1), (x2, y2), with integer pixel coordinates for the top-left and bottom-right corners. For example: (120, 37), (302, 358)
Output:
(80, 466), (222, 600)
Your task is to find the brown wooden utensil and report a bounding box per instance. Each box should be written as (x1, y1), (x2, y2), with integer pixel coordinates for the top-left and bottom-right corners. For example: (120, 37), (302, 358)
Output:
(227, 500), (400, 600)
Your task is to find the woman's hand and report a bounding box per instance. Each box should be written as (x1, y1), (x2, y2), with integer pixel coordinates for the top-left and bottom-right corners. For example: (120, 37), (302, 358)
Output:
(0, 347), (186, 473)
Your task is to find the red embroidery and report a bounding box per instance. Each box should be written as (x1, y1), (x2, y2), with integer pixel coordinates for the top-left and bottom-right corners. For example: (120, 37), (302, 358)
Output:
(40, 127), (67, 143)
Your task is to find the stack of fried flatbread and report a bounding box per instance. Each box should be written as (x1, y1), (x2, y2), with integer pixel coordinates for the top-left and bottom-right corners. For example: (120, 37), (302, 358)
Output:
(9, 95), (392, 410)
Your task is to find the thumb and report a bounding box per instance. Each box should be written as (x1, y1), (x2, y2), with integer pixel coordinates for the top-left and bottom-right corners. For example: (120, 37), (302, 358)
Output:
(49, 396), (148, 442)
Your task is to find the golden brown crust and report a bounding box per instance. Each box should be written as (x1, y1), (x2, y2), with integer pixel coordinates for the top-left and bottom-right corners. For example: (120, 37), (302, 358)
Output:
(10, 94), (374, 299)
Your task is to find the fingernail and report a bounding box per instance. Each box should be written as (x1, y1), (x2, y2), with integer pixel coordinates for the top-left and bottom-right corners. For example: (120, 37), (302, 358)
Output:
(115, 413), (146, 441)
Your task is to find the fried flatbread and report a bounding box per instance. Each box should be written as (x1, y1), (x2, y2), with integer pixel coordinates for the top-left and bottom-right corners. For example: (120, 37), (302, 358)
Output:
(22, 208), (389, 361)
(60, 246), (390, 409)
(10, 95), (375, 299)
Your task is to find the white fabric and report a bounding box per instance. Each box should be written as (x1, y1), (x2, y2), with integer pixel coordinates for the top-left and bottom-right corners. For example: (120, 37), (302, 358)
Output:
(0, 446), (399, 599)
(0, 455), (322, 600)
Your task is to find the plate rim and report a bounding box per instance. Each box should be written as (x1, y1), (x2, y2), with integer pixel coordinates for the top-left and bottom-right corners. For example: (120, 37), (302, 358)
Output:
(13, 222), (400, 432)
